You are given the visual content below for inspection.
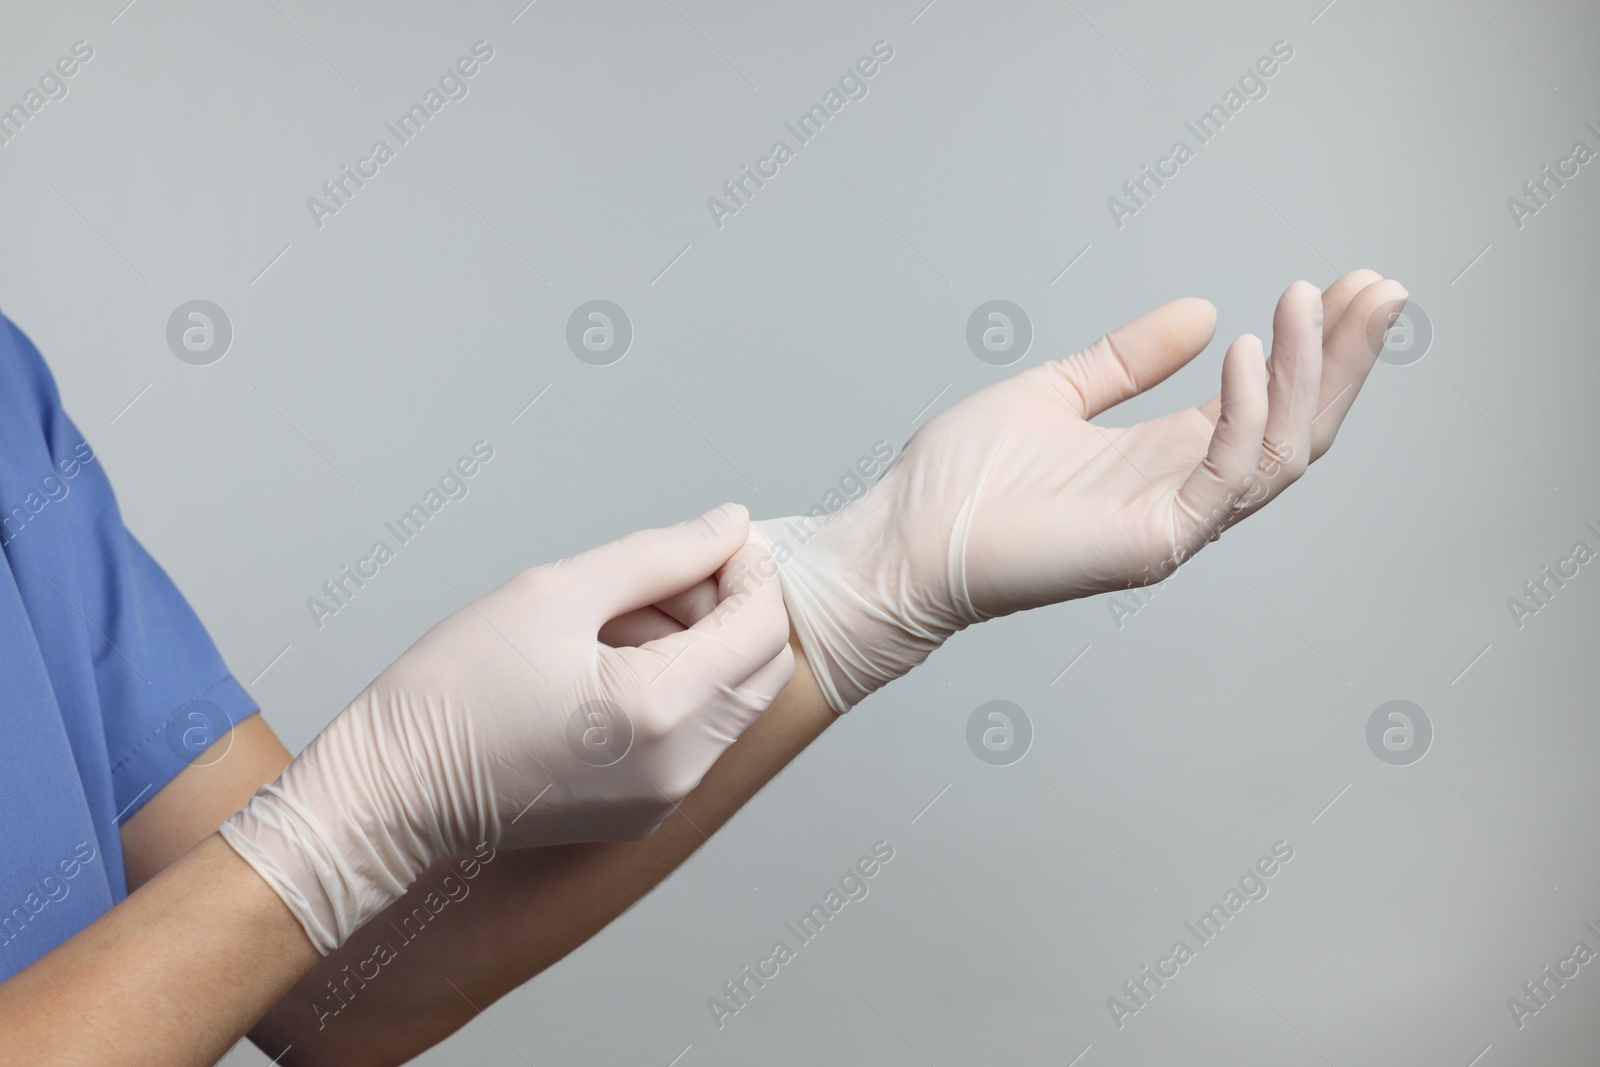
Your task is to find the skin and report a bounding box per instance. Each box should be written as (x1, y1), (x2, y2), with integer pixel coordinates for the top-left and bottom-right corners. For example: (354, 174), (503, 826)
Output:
(0, 832), (318, 1066)
(0, 271), (1401, 1065)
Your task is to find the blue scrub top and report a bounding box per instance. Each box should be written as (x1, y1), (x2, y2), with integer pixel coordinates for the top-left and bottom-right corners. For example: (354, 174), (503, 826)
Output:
(0, 312), (257, 981)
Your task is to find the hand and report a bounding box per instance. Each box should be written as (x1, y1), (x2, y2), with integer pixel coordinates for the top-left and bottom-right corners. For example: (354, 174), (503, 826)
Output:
(221, 503), (793, 952)
(754, 271), (1407, 711)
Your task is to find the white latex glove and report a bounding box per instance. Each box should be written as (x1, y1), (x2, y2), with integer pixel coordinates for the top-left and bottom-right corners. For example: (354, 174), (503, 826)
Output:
(754, 274), (1407, 712)
(221, 503), (793, 953)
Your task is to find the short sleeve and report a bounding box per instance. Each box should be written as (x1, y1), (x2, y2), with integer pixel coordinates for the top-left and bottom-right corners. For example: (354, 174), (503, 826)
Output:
(97, 533), (262, 818)
(0, 314), (259, 825)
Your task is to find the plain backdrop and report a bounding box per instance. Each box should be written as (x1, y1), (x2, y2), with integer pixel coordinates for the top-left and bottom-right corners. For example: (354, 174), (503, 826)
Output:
(2, 1), (1598, 1064)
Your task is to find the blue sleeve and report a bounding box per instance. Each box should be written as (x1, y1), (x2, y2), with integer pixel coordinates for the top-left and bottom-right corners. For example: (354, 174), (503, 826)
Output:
(1, 315), (259, 823)
(97, 532), (261, 818)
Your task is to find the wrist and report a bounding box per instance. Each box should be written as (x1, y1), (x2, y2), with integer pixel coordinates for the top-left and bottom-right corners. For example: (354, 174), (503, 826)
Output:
(753, 492), (962, 711)
(219, 699), (431, 955)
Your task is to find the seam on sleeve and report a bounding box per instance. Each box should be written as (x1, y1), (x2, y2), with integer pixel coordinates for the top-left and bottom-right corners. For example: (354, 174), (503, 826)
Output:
(109, 674), (255, 776)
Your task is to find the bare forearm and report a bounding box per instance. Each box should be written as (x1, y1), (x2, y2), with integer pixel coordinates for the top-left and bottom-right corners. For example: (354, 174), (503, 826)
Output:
(253, 644), (836, 1066)
(0, 834), (318, 1067)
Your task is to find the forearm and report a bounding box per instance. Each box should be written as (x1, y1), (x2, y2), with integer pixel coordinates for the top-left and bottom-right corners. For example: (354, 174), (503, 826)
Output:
(253, 642), (836, 1066)
(0, 834), (318, 1067)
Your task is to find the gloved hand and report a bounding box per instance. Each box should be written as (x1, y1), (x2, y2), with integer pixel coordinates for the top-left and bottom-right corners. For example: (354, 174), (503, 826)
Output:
(754, 273), (1407, 712)
(220, 503), (793, 954)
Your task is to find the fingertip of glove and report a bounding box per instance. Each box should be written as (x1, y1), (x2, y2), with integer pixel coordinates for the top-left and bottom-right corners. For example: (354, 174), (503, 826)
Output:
(1171, 296), (1218, 330)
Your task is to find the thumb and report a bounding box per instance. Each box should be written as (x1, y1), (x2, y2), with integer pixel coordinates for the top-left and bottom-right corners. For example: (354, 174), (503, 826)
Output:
(1025, 297), (1216, 418)
(565, 503), (749, 629)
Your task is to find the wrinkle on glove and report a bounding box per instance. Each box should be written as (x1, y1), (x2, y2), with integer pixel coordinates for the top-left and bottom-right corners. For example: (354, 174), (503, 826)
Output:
(223, 505), (793, 954)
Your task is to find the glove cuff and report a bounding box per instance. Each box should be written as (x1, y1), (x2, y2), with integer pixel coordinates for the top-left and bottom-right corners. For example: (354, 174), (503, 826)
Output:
(220, 786), (352, 955)
(218, 723), (426, 954)
(751, 515), (951, 712)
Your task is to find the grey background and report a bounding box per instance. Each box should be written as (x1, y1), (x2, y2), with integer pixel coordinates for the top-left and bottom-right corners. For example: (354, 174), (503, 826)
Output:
(2, 0), (1597, 1063)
